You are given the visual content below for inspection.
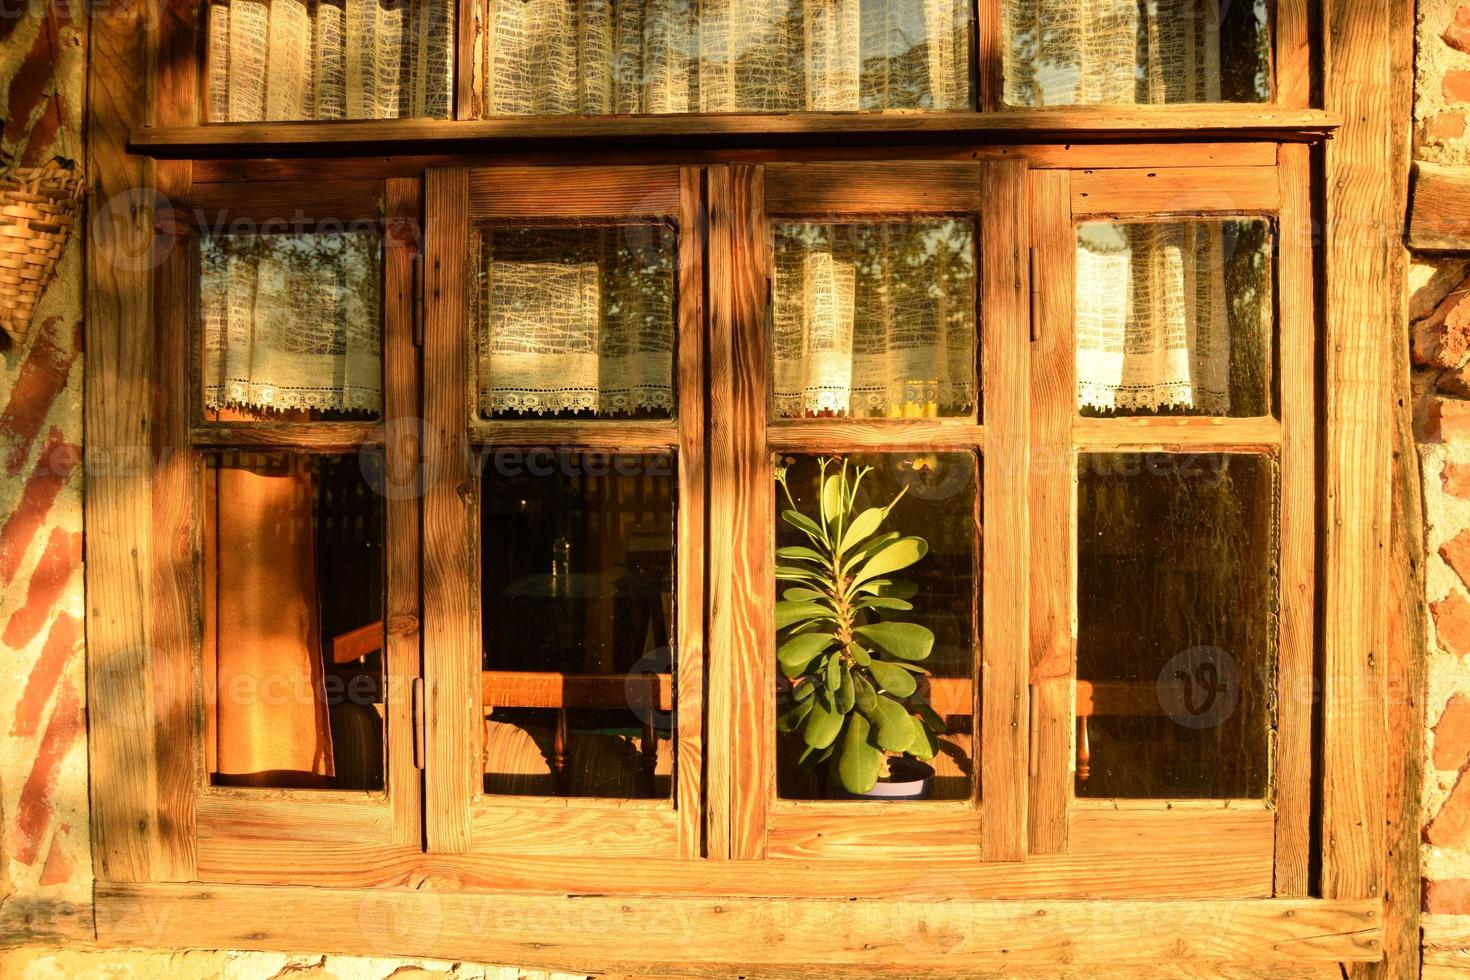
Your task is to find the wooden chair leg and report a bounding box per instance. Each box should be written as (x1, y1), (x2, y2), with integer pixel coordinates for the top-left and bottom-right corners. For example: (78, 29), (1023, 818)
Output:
(1076, 715), (1091, 784)
(554, 708), (569, 794)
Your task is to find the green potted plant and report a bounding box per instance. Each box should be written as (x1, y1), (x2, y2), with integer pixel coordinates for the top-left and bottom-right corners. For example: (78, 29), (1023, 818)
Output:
(775, 457), (946, 799)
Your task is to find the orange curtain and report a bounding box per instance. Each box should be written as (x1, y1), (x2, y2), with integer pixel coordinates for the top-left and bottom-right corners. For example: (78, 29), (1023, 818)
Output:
(210, 452), (335, 786)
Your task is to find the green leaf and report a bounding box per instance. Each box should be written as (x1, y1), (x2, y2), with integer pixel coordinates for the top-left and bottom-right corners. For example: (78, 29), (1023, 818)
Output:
(835, 666), (855, 714)
(783, 587), (825, 602)
(871, 579), (920, 601)
(776, 545), (828, 564)
(908, 719), (940, 761)
(865, 658), (918, 697)
(850, 537), (929, 588)
(849, 531), (901, 564)
(837, 714), (881, 794)
(775, 601), (834, 630)
(824, 652), (842, 693)
(778, 632), (835, 678)
(792, 678), (816, 702)
(798, 742), (835, 766)
(854, 622), (935, 662)
(775, 565), (820, 582)
(855, 596), (915, 612)
(777, 697), (813, 733)
(803, 693), (844, 750)
(852, 672), (878, 713)
(838, 507), (886, 556)
(821, 473), (844, 529)
(782, 509), (827, 543)
(854, 579), (892, 596)
(915, 702), (947, 734)
(865, 695), (918, 753)
(848, 642), (871, 667)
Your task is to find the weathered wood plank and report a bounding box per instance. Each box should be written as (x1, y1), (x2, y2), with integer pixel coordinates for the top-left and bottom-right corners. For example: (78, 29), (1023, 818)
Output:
(1321, 0), (1393, 907)
(466, 166), (681, 219)
(1409, 162), (1470, 251)
(95, 882), (1382, 970)
(979, 158), (1030, 862)
(1071, 167), (1280, 216)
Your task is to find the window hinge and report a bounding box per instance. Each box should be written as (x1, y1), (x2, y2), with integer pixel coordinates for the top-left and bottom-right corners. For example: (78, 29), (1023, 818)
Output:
(1028, 245), (1039, 344)
(412, 252), (425, 348)
(411, 676), (425, 770)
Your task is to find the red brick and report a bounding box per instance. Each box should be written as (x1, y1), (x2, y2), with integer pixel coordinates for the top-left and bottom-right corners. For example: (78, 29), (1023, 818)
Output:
(13, 680), (81, 866)
(1427, 112), (1468, 141)
(1444, 530), (1470, 593)
(0, 527), (80, 650)
(1448, 5), (1470, 55)
(0, 426), (80, 586)
(1425, 877), (1470, 914)
(10, 613), (80, 738)
(1447, 70), (1470, 104)
(1427, 397), (1470, 443)
(1434, 590), (1470, 658)
(1445, 461), (1470, 500)
(1414, 282), (1470, 368)
(1436, 695), (1470, 770)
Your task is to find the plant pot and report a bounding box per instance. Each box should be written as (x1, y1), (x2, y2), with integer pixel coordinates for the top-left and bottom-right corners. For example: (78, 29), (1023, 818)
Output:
(848, 758), (935, 800)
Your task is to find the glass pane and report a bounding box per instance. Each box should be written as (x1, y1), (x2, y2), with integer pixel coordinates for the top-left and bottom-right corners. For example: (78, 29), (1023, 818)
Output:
(480, 226), (676, 420)
(771, 220), (976, 420)
(774, 453), (976, 800)
(206, 0), (455, 121)
(1004, 1), (1271, 106)
(203, 452), (386, 791)
(481, 452), (676, 799)
(487, 0), (973, 115)
(1076, 219), (1273, 419)
(1076, 453), (1277, 799)
(199, 231), (383, 422)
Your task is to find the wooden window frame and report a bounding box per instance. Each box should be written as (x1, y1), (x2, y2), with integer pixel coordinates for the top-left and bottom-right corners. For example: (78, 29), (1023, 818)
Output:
(80, 0), (1406, 971)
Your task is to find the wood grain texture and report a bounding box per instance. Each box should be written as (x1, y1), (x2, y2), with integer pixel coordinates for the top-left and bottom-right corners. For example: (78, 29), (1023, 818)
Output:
(95, 882), (1382, 970)
(979, 158), (1030, 862)
(185, 179), (386, 227)
(132, 107), (1340, 159)
(189, 143), (1281, 185)
(195, 794), (391, 842)
(175, 807), (1276, 898)
(1321, 0), (1393, 906)
(455, 0), (480, 120)
(469, 802), (679, 857)
(467, 166), (680, 219)
(423, 168), (477, 852)
(1273, 145), (1314, 898)
(1027, 167), (1074, 856)
(384, 176), (425, 848)
(1276, 0), (1311, 110)
(704, 166), (734, 860)
(1071, 167), (1280, 217)
(86, 0), (159, 883)
(1408, 162), (1470, 251)
(156, 0), (200, 128)
(766, 418), (982, 453)
(481, 671), (674, 711)
(765, 805), (982, 861)
(724, 164), (771, 861)
(1072, 416), (1282, 451)
(468, 419), (677, 451)
(676, 166), (708, 859)
(764, 162), (993, 214)
(151, 158), (199, 882)
(189, 422), (383, 451)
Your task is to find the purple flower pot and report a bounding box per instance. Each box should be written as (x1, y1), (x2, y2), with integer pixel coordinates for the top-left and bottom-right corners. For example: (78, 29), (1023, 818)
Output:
(849, 758), (935, 800)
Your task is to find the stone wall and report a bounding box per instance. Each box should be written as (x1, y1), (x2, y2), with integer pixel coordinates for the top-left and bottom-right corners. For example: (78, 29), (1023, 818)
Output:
(1414, 1), (1470, 975)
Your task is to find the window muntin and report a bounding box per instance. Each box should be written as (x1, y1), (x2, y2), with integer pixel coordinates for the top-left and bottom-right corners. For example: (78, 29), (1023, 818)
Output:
(487, 0), (974, 115)
(1075, 451), (1277, 800)
(1075, 218), (1274, 419)
(198, 230), (384, 421)
(770, 219), (977, 420)
(1002, 0), (1273, 107)
(480, 451), (677, 800)
(477, 224), (677, 419)
(202, 450), (387, 792)
(205, 0), (456, 121)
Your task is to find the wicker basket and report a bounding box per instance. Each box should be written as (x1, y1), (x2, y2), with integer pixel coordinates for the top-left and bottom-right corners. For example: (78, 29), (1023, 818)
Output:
(0, 160), (83, 346)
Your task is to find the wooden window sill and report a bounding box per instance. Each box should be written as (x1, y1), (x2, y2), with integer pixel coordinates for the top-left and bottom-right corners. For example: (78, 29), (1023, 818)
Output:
(130, 107), (1340, 159)
(95, 881), (1380, 974)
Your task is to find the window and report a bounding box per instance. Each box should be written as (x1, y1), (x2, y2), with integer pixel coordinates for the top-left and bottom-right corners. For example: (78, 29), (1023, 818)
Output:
(95, 0), (1389, 968)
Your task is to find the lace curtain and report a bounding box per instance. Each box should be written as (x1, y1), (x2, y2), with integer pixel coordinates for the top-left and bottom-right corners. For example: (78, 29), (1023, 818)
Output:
(1003, 0), (1222, 106)
(201, 233), (383, 415)
(772, 221), (975, 418)
(480, 227), (676, 417)
(207, 0), (455, 121)
(1075, 222), (1231, 415)
(489, 0), (972, 114)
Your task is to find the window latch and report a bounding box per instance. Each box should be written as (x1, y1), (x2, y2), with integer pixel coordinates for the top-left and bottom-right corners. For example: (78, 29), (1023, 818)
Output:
(412, 252), (425, 348)
(411, 676), (425, 770)
(1028, 245), (1039, 344)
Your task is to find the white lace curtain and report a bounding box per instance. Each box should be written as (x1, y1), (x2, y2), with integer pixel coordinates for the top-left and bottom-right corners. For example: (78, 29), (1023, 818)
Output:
(207, 0), (455, 121)
(489, 0), (972, 114)
(1075, 222), (1231, 415)
(772, 221), (975, 418)
(201, 234), (383, 415)
(1003, 0), (1222, 106)
(480, 227), (676, 416)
